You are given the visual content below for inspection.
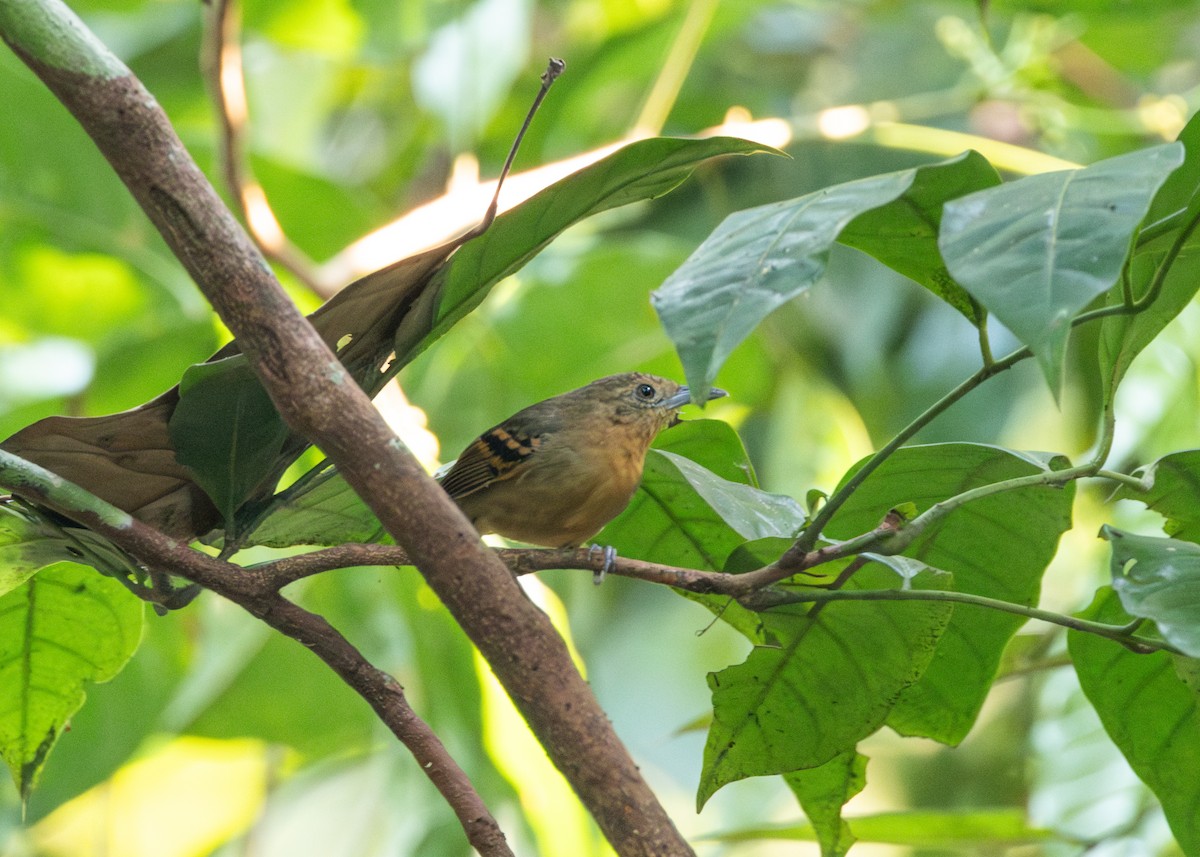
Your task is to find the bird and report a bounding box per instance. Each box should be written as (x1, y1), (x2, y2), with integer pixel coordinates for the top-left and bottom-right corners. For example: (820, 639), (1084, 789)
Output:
(438, 372), (727, 550)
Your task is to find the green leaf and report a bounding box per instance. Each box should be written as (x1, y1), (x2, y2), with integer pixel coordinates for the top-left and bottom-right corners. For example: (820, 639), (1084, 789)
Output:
(238, 467), (387, 549)
(0, 502), (82, 598)
(651, 168), (918, 401)
(697, 564), (952, 808)
(1101, 117), (1200, 402)
(827, 444), (1074, 745)
(838, 150), (1001, 324)
(0, 563), (143, 801)
(602, 447), (805, 572)
(398, 136), (780, 367)
(1069, 587), (1200, 854)
(1114, 449), (1200, 542)
(601, 421), (806, 643)
(169, 355), (291, 529)
(652, 418), (760, 486)
(783, 751), (868, 857)
(940, 144), (1184, 394)
(1101, 526), (1200, 657)
(163, 139), (771, 538)
(704, 808), (1062, 847)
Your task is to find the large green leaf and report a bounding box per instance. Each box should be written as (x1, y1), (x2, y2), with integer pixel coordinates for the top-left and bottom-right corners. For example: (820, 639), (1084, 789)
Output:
(1101, 115), (1200, 402)
(0, 563), (143, 800)
(1114, 449), (1200, 543)
(838, 150), (1001, 324)
(1069, 588), (1200, 855)
(0, 501), (84, 598)
(783, 751), (868, 857)
(1101, 526), (1200, 657)
(651, 169), (917, 402)
(826, 444), (1074, 745)
(698, 564), (952, 807)
(939, 144), (1183, 395)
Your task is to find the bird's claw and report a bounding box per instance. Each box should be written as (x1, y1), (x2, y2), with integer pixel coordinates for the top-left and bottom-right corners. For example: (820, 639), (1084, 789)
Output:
(589, 544), (617, 585)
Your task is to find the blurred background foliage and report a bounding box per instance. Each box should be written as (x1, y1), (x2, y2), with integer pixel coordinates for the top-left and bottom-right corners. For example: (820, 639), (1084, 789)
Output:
(2, 0), (1199, 854)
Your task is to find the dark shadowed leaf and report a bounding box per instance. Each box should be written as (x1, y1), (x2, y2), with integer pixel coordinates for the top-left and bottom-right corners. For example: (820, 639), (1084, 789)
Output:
(169, 356), (292, 530)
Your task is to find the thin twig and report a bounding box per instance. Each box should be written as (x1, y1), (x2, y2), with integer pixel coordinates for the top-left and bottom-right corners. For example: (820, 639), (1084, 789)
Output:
(743, 587), (1184, 656)
(203, 0), (329, 297)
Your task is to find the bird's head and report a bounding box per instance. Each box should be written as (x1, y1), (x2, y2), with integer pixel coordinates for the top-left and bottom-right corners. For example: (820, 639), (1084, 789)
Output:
(581, 372), (727, 433)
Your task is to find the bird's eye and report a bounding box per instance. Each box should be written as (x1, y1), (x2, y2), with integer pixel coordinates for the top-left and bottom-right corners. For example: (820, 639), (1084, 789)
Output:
(636, 383), (656, 400)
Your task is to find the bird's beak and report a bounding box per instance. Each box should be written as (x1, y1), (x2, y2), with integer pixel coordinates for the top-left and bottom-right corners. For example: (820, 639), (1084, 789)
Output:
(662, 386), (728, 410)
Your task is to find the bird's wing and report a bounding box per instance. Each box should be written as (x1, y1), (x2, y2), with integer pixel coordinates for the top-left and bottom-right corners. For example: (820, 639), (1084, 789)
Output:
(438, 423), (543, 500)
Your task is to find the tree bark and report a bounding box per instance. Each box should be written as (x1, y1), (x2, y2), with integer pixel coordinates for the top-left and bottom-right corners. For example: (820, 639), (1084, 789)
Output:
(0, 2), (692, 853)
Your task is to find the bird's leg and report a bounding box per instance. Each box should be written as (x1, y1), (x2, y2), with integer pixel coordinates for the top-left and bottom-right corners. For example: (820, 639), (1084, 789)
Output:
(587, 544), (618, 585)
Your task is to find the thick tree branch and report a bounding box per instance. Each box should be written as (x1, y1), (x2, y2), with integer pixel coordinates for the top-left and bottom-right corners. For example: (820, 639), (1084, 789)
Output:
(0, 450), (512, 857)
(0, 3), (692, 854)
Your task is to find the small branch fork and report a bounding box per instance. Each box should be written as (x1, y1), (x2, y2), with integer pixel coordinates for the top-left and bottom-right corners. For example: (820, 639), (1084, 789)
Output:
(250, 510), (1179, 657)
(0, 452), (513, 857)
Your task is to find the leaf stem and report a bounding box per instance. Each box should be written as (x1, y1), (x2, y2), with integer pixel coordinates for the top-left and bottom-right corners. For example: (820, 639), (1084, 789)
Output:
(796, 345), (1026, 551)
(1132, 200), (1200, 311)
(746, 587), (1184, 655)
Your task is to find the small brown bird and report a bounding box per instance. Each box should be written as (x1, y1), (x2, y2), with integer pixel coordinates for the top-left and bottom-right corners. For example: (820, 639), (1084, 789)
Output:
(439, 373), (726, 548)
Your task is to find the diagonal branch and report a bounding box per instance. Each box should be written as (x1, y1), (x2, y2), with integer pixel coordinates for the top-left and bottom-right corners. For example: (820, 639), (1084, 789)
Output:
(0, 3), (692, 853)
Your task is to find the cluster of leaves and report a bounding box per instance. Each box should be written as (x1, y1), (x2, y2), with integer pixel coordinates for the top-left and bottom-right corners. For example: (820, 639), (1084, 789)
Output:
(4, 8), (1200, 852)
(6, 114), (1200, 857)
